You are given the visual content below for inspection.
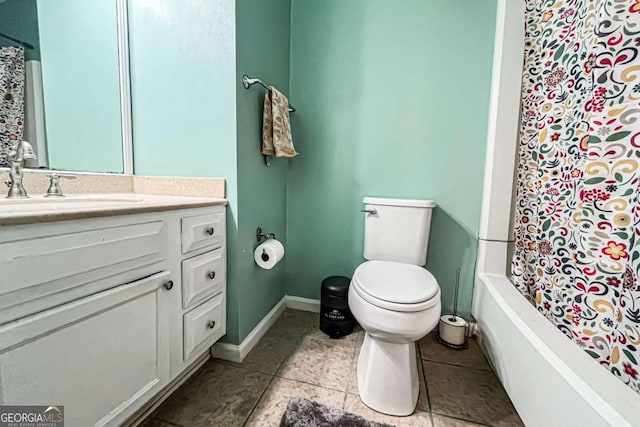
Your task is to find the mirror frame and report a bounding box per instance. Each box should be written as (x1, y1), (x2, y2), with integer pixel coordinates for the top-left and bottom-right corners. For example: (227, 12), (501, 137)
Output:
(116, 0), (133, 174)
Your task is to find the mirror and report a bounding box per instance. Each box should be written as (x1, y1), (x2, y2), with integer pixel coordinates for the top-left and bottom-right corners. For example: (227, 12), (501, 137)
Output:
(0, 0), (132, 174)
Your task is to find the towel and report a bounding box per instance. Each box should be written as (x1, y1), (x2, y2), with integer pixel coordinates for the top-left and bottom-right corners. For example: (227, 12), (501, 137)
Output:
(262, 86), (298, 157)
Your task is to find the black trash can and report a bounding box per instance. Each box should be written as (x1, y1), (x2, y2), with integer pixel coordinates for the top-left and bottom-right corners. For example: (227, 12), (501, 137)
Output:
(320, 276), (355, 339)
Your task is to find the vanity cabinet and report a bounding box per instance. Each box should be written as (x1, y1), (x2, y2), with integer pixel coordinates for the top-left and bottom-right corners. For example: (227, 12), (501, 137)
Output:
(0, 203), (227, 427)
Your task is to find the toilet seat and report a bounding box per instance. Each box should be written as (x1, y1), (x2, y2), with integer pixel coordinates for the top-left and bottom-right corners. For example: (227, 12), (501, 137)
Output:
(351, 261), (439, 312)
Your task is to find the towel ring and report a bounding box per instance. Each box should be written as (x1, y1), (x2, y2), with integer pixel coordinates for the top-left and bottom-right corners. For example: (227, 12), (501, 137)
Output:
(242, 74), (296, 113)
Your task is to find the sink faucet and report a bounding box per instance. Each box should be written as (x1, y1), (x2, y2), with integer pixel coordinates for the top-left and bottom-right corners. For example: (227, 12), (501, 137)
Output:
(5, 140), (37, 199)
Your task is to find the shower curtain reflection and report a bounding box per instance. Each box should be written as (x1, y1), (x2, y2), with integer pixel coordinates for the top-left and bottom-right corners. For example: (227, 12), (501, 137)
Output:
(0, 46), (25, 167)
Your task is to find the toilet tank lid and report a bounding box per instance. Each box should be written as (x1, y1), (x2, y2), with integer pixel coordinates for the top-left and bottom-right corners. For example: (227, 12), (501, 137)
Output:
(363, 197), (436, 208)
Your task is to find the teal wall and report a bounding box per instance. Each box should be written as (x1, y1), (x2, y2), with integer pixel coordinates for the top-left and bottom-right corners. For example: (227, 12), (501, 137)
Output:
(37, 0), (123, 173)
(127, 0), (496, 344)
(286, 0), (497, 318)
(0, 0), (40, 60)
(129, 0), (290, 344)
(129, 0), (237, 184)
(234, 0), (291, 342)
(129, 0), (239, 342)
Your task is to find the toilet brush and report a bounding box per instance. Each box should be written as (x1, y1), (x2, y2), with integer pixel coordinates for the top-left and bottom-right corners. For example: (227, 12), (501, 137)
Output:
(437, 268), (468, 349)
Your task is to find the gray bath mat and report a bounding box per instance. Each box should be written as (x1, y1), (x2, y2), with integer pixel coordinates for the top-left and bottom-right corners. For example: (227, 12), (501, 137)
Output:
(280, 397), (395, 427)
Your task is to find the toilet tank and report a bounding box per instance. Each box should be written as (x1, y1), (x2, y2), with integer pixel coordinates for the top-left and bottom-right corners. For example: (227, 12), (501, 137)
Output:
(363, 197), (436, 266)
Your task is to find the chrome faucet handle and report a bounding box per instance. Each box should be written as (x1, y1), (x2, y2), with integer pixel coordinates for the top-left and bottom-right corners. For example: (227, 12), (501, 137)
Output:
(6, 141), (33, 199)
(47, 173), (76, 179)
(45, 173), (77, 198)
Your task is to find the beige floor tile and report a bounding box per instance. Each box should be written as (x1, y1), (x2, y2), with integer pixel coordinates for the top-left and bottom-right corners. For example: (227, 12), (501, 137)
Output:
(138, 417), (177, 427)
(419, 332), (491, 371)
(304, 319), (363, 345)
(246, 377), (346, 426)
(269, 309), (319, 337)
(344, 393), (433, 426)
(273, 308), (362, 345)
(432, 414), (489, 427)
(216, 328), (302, 375)
(423, 361), (523, 427)
(277, 335), (355, 391)
(154, 361), (271, 426)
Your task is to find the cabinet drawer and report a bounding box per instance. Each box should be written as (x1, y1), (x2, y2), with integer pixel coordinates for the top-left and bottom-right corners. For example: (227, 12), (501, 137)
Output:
(181, 212), (224, 254)
(182, 248), (225, 309)
(183, 293), (225, 361)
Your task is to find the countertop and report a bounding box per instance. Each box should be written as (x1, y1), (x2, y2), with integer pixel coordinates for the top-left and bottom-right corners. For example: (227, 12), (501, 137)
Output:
(0, 193), (228, 226)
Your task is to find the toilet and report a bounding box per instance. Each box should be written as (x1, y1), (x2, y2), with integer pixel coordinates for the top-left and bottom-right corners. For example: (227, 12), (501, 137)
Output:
(349, 196), (441, 416)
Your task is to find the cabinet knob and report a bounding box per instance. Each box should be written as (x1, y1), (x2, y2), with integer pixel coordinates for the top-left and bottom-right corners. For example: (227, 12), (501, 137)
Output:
(208, 320), (216, 329)
(208, 271), (216, 280)
(163, 280), (174, 290)
(205, 227), (215, 236)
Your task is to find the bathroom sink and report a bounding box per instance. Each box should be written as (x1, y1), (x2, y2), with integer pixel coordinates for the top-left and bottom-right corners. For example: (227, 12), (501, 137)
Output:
(0, 193), (145, 217)
(0, 191), (224, 225)
(3, 194), (144, 204)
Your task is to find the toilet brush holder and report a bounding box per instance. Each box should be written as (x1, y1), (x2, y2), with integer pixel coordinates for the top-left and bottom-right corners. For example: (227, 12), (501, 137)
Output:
(437, 314), (468, 349)
(437, 267), (468, 349)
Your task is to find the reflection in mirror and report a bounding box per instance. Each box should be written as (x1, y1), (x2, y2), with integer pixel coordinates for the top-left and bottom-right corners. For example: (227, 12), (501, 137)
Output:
(0, 0), (130, 174)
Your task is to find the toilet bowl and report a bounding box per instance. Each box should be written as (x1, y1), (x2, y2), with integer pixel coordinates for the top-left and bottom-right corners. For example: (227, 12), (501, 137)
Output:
(349, 260), (441, 416)
(348, 196), (440, 416)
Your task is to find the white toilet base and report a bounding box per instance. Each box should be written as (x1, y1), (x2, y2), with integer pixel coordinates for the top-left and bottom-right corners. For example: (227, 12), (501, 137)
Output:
(357, 333), (419, 416)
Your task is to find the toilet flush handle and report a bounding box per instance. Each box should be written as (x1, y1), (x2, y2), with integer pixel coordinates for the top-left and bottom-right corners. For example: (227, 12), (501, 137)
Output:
(360, 208), (377, 215)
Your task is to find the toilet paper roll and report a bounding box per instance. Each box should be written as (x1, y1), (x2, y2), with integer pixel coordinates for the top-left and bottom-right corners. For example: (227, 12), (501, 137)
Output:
(439, 315), (467, 346)
(254, 239), (285, 270)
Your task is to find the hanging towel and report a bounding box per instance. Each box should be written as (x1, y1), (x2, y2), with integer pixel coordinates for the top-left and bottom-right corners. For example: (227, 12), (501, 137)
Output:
(0, 46), (25, 167)
(262, 86), (298, 157)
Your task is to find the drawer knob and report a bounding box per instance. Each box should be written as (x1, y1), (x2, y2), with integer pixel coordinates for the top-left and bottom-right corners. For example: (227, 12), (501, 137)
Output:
(208, 320), (216, 329)
(208, 271), (216, 280)
(163, 280), (174, 290)
(205, 227), (215, 236)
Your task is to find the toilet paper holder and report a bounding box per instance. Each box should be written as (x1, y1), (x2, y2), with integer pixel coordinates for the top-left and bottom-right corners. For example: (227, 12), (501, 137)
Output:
(256, 227), (276, 242)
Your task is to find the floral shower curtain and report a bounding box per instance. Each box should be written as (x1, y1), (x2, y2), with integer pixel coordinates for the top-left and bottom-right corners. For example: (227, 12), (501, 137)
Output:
(0, 46), (25, 167)
(512, 0), (640, 394)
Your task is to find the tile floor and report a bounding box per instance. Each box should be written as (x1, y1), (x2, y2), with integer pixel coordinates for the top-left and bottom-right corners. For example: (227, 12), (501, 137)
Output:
(142, 309), (523, 427)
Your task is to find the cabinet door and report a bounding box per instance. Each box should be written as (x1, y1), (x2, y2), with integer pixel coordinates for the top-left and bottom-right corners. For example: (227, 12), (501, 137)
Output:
(0, 271), (172, 427)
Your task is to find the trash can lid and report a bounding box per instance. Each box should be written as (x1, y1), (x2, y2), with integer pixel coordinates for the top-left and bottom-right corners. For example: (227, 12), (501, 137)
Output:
(321, 276), (351, 296)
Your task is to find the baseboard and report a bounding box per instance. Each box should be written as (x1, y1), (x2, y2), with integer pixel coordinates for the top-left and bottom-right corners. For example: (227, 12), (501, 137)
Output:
(209, 342), (243, 363)
(211, 295), (288, 363)
(285, 295), (320, 313)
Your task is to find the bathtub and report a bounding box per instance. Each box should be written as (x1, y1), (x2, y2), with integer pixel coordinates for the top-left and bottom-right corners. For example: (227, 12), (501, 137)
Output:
(475, 2), (640, 425)
(473, 242), (639, 427)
